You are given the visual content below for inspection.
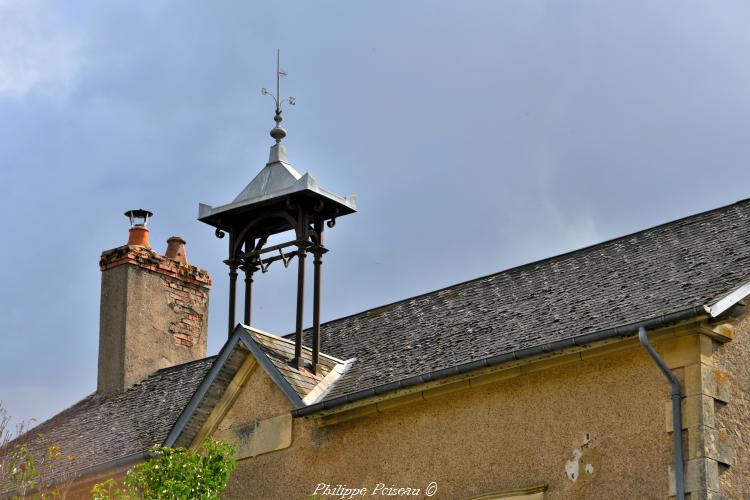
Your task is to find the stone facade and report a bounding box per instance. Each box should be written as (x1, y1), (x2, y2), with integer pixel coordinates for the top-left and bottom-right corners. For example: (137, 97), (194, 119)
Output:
(197, 309), (748, 499)
(219, 339), (671, 499)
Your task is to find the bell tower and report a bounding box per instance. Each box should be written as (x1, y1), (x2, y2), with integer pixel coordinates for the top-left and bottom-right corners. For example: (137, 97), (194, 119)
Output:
(198, 51), (356, 373)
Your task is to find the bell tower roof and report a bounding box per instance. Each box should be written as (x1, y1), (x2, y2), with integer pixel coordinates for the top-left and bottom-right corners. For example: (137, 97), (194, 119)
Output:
(233, 144), (302, 203)
(197, 142), (357, 232)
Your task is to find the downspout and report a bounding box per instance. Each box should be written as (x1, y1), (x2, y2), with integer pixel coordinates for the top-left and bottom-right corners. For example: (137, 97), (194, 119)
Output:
(638, 326), (685, 500)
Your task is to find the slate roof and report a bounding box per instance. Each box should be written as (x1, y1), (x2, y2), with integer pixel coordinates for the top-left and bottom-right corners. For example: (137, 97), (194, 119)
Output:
(1, 357), (215, 490)
(307, 198), (750, 401)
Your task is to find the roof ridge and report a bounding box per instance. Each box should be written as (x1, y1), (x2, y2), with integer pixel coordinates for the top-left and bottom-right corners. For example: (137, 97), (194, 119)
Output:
(311, 197), (750, 330)
(249, 327), (345, 364)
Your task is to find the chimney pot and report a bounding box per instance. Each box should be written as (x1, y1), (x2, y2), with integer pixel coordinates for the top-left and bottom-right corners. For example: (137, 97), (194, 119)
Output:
(124, 209), (153, 248)
(127, 226), (151, 248)
(166, 236), (188, 263)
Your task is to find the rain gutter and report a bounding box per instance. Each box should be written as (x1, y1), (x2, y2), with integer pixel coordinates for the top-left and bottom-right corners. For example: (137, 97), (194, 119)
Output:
(292, 306), (706, 418)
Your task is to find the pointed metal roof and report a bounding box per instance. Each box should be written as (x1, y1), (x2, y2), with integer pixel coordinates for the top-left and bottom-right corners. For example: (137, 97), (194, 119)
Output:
(198, 142), (357, 228)
(231, 144), (301, 203)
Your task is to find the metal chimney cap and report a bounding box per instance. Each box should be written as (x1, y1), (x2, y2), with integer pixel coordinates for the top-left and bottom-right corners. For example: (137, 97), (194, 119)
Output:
(124, 209), (154, 227)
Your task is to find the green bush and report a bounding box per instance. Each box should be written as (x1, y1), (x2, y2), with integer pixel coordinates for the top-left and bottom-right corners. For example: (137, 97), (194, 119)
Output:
(91, 441), (236, 500)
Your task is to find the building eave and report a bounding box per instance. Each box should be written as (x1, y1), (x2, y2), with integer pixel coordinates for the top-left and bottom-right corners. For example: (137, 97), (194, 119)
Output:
(704, 279), (750, 318)
(197, 181), (357, 229)
(292, 305), (708, 418)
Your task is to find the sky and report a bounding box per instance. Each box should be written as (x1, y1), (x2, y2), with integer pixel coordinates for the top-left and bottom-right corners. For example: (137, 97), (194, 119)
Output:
(1, 0), (750, 427)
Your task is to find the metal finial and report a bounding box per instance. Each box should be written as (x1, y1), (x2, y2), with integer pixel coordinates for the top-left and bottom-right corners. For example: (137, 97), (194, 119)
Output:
(261, 49), (295, 144)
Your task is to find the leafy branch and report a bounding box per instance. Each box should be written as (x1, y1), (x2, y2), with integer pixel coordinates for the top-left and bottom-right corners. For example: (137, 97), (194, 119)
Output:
(91, 440), (236, 500)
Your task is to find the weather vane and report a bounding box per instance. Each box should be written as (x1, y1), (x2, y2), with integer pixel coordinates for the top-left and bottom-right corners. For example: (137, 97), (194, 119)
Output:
(261, 49), (295, 143)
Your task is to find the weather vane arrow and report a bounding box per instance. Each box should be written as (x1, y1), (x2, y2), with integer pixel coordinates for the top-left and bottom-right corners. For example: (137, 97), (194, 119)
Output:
(261, 49), (296, 143)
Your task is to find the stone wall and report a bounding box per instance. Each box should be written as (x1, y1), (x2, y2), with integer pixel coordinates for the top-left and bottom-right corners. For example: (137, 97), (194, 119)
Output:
(712, 301), (750, 497)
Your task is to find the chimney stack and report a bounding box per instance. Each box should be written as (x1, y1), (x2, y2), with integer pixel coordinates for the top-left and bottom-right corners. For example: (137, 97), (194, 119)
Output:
(97, 210), (211, 396)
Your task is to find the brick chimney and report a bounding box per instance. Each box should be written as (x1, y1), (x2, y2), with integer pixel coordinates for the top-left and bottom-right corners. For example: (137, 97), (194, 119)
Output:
(97, 210), (211, 396)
